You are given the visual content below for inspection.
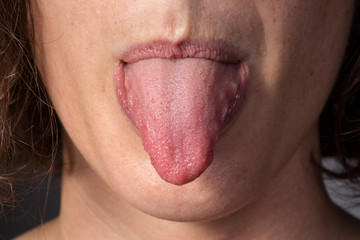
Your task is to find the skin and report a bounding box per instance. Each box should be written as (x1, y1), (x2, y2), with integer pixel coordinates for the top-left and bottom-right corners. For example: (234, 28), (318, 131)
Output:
(17, 0), (360, 239)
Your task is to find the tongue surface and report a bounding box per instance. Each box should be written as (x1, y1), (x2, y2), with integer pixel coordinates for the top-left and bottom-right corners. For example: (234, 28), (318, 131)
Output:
(118, 58), (243, 185)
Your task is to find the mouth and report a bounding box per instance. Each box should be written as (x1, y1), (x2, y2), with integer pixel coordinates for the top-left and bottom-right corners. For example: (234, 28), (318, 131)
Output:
(114, 40), (248, 185)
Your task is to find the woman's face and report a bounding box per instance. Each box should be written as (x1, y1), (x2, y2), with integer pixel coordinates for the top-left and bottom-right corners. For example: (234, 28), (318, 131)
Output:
(33, 0), (353, 221)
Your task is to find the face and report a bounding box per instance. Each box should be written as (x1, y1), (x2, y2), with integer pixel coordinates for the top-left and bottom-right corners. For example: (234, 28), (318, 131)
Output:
(32, 0), (354, 221)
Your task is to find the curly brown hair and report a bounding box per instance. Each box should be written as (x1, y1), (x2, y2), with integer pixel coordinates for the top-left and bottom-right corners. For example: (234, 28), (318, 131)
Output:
(0, 0), (60, 212)
(320, 1), (360, 181)
(0, 1), (359, 214)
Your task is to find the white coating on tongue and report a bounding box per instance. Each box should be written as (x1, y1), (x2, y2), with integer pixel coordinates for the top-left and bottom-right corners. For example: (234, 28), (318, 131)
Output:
(117, 58), (244, 185)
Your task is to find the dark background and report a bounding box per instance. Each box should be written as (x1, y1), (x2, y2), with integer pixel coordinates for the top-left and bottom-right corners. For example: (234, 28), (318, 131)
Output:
(0, 175), (61, 239)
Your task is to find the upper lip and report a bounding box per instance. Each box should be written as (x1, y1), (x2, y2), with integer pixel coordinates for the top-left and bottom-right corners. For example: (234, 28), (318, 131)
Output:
(121, 40), (243, 64)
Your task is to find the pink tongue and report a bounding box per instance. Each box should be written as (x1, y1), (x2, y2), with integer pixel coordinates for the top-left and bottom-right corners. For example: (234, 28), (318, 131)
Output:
(118, 58), (244, 185)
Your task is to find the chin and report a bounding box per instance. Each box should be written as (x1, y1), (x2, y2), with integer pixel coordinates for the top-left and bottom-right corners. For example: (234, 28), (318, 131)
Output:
(100, 147), (264, 223)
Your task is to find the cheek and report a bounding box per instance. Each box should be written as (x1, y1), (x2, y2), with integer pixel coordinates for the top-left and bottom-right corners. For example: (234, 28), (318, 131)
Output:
(242, 0), (353, 170)
(33, 1), (132, 169)
(257, 0), (352, 113)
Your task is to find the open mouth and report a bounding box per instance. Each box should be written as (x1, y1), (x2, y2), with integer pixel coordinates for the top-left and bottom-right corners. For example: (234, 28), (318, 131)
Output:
(114, 41), (248, 185)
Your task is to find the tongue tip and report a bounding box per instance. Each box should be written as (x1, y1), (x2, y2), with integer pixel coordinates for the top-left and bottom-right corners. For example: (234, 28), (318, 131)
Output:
(159, 169), (206, 186)
(160, 170), (204, 185)
(152, 157), (213, 185)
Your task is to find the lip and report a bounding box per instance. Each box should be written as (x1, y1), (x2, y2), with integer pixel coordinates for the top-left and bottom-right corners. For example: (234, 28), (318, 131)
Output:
(120, 40), (244, 64)
(115, 40), (249, 139)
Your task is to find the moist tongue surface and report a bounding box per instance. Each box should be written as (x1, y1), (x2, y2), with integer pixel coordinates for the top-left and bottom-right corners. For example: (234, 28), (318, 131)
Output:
(120, 58), (241, 185)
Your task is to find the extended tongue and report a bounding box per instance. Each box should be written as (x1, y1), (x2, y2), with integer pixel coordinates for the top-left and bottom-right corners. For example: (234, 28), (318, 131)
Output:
(115, 58), (246, 185)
